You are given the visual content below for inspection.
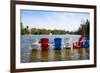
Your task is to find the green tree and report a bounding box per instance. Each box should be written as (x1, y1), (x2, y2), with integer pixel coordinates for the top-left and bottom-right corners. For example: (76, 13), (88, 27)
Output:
(76, 19), (90, 36)
(21, 22), (26, 35)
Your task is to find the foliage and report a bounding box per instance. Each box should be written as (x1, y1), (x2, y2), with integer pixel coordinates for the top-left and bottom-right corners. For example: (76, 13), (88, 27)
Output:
(21, 19), (90, 36)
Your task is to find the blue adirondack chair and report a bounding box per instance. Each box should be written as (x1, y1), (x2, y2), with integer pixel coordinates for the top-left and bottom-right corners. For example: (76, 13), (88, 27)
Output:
(54, 38), (62, 50)
(83, 37), (89, 48)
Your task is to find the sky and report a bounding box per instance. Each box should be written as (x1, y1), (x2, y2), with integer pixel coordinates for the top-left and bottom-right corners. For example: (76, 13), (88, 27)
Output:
(21, 10), (90, 31)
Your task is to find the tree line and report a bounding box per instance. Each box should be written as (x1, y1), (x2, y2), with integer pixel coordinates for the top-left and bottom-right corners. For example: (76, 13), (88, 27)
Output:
(21, 19), (89, 36)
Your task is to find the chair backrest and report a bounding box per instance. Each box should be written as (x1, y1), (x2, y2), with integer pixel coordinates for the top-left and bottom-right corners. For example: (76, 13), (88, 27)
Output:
(79, 35), (84, 42)
(73, 35), (84, 49)
(39, 38), (49, 51)
(63, 38), (71, 48)
(85, 37), (89, 42)
(54, 38), (61, 45)
(32, 38), (39, 44)
(39, 38), (49, 44)
(83, 37), (89, 48)
(54, 38), (62, 50)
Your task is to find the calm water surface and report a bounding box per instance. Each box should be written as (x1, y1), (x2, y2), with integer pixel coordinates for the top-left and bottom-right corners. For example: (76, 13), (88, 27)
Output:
(21, 35), (89, 63)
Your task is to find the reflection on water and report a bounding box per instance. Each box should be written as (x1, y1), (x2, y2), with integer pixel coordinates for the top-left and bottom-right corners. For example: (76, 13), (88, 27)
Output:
(29, 49), (41, 62)
(54, 50), (62, 61)
(21, 35), (90, 63)
(64, 49), (72, 60)
(41, 50), (49, 62)
(21, 48), (89, 63)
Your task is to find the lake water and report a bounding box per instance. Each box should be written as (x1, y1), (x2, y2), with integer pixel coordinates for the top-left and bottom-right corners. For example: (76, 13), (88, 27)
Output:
(21, 35), (89, 63)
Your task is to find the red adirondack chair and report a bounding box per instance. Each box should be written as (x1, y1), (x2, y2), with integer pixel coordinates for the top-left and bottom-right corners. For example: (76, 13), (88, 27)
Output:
(39, 38), (49, 51)
(73, 35), (84, 49)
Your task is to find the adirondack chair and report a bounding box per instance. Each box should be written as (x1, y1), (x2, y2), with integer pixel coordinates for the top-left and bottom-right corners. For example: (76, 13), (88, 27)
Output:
(73, 35), (84, 49)
(39, 38), (49, 51)
(31, 38), (40, 50)
(54, 38), (62, 50)
(82, 37), (89, 48)
(63, 38), (72, 49)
